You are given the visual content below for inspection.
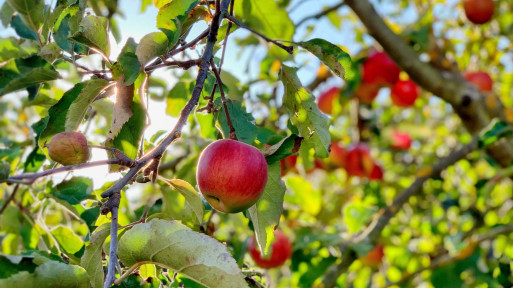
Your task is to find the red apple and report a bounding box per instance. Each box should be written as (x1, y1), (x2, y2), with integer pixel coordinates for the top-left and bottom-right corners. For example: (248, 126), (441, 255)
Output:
(329, 141), (347, 168)
(345, 143), (374, 177)
(391, 79), (419, 107)
(362, 51), (401, 86)
(465, 71), (493, 92)
(280, 155), (298, 176)
(197, 139), (268, 213)
(391, 131), (412, 150)
(317, 87), (340, 115)
(360, 244), (385, 267)
(463, 0), (494, 24)
(47, 131), (90, 166)
(247, 230), (292, 269)
(355, 83), (381, 105)
(369, 163), (383, 181)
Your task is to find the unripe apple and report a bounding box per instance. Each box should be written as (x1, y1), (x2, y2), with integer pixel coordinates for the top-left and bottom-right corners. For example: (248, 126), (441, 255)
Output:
(360, 244), (385, 267)
(47, 131), (90, 166)
(463, 0), (494, 24)
(197, 139), (268, 213)
(391, 131), (412, 150)
(317, 87), (340, 115)
(329, 141), (347, 168)
(362, 51), (401, 86)
(345, 143), (374, 177)
(247, 230), (292, 269)
(390, 79), (419, 107)
(355, 83), (381, 105)
(465, 71), (493, 92)
(369, 163), (383, 181)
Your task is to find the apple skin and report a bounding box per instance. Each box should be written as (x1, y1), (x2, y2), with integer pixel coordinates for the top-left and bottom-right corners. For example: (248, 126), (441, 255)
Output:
(197, 139), (268, 213)
(391, 131), (412, 150)
(247, 230), (292, 269)
(362, 51), (401, 86)
(345, 143), (374, 177)
(360, 244), (385, 267)
(355, 83), (381, 105)
(463, 0), (494, 24)
(391, 79), (419, 107)
(317, 87), (340, 115)
(329, 141), (347, 168)
(465, 71), (493, 92)
(47, 131), (90, 166)
(369, 163), (383, 181)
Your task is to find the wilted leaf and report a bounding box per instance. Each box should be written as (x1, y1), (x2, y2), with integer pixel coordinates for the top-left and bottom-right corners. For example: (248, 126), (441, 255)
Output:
(280, 65), (331, 158)
(117, 219), (248, 288)
(248, 162), (286, 256)
(81, 223), (110, 288)
(107, 79), (134, 140)
(297, 38), (353, 80)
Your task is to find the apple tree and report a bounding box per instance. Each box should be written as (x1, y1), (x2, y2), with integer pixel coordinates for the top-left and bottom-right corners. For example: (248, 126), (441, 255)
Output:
(1, 0), (513, 287)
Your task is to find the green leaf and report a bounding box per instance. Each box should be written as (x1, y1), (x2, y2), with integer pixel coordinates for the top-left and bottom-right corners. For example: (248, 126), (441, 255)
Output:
(65, 78), (109, 131)
(38, 42), (62, 63)
(10, 13), (38, 40)
(50, 177), (93, 205)
(156, 0), (199, 47)
(70, 15), (110, 57)
(247, 162), (286, 256)
(7, 0), (44, 31)
(117, 38), (141, 85)
(0, 55), (60, 97)
(263, 134), (303, 165)
(0, 1), (15, 28)
(117, 219), (248, 288)
(24, 117), (49, 172)
(280, 64), (331, 158)
(166, 80), (192, 117)
(135, 31), (169, 66)
(234, 0), (294, 59)
(0, 256), (89, 288)
(215, 99), (258, 145)
(478, 119), (513, 148)
(0, 160), (10, 180)
(38, 81), (94, 150)
(297, 38), (353, 80)
(164, 179), (204, 224)
(51, 226), (84, 255)
(343, 201), (377, 234)
(0, 37), (30, 62)
(53, 4), (87, 54)
(285, 175), (321, 216)
(81, 223), (110, 288)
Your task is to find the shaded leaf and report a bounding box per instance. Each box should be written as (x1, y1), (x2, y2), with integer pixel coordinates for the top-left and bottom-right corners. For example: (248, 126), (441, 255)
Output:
(0, 1), (15, 28)
(50, 177), (93, 205)
(117, 38), (141, 85)
(10, 14), (38, 40)
(117, 219), (248, 288)
(135, 32), (169, 66)
(263, 134), (303, 165)
(247, 162), (286, 256)
(7, 0), (44, 31)
(215, 99), (257, 145)
(280, 65), (330, 157)
(297, 38), (353, 80)
(38, 42), (62, 63)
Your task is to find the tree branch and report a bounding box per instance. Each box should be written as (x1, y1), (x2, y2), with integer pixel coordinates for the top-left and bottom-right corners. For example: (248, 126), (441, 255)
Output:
(321, 138), (479, 287)
(210, 59), (237, 140)
(344, 0), (513, 167)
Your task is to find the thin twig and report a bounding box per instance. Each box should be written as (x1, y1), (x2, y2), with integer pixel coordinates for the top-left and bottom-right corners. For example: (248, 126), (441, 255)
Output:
(223, 13), (294, 54)
(103, 194), (120, 288)
(0, 184), (20, 216)
(218, 0), (235, 72)
(210, 60), (237, 140)
(144, 59), (202, 73)
(296, 1), (346, 27)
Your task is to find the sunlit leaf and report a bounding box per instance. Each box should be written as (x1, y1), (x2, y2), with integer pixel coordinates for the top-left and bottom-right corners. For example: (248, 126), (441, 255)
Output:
(156, 0), (199, 47)
(65, 78), (109, 131)
(70, 15), (110, 57)
(297, 38), (353, 80)
(135, 31), (169, 66)
(163, 179), (204, 224)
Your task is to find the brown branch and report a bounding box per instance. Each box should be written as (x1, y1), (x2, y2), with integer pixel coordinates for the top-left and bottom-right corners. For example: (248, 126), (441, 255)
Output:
(296, 1), (346, 27)
(344, 0), (513, 167)
(144, 59), (202, 73)
(223, 13), (294, 54)
(210, 60), (237, 140)
(321, 138), (479, 287)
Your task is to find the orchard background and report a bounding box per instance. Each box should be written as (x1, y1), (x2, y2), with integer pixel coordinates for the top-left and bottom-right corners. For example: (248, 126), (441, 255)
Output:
(1, 0), (513, 287)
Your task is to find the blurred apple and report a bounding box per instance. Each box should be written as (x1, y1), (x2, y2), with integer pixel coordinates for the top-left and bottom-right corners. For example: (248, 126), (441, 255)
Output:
(391, 131), (412, 150)
(362, 51), (401, 86)
(463, 0), (494, 24)
(391, 79), (419, 107)
(247, 230), (292, 269)
(329, 141), (347, 168)
(360, 244), (385, 267)
(317, 87), (340, 115)
(465, 71), (493, 92)
(355, 83), (381, 104)
(345, 143), (374, 177)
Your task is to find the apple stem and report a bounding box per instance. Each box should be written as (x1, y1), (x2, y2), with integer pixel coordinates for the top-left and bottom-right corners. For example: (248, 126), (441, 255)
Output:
(210, 59), (238, 141)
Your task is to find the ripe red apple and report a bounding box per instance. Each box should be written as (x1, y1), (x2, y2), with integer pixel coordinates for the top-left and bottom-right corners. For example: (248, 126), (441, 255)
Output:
(280, 155), (298, 176)
(463, 0), (494, 24)
(355, 83), (381, 105)
(329, 141), (347, 168)
(197, 139), (268, 213)
(360, 244), (385, 267)
(465, 71), (493, 92)
(317, 87), (340, 115)
(391, 131), (412, 150)
(345, 143), (374, 177)
(362, 51), (401, 86)
(369, 163), (383, 181)
(47, 131), (90, 166)
(247, 230), (292, 269)
(390, 79), (419, 107)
